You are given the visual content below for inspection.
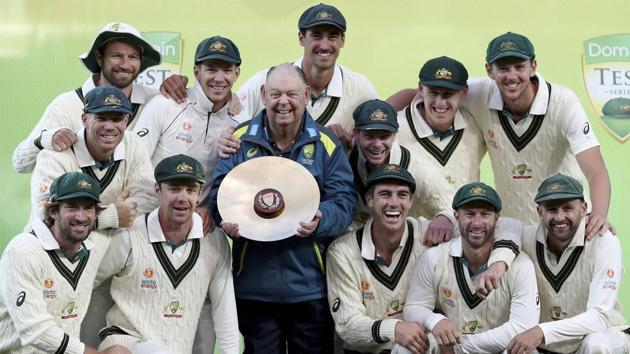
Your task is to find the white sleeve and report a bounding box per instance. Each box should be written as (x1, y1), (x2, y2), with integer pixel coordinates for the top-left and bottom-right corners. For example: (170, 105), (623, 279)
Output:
(557, 88), (599, 155)
(0, 241), (84, 354)
(29, 151), (69, 225)
(95, 228), (133, 287)
(402, 247), (446, 331)
(538, 233), (623, 345)
(12, 93), (82, 174)
(207, 230), (240, 354)
(459, 255), (540, 353)
(123, 134), (159, 216)
(236, 69), (268, 118)
(488, 217), (524, 268)
(131, 99), (166, 163)
(326, 241), (399, 346)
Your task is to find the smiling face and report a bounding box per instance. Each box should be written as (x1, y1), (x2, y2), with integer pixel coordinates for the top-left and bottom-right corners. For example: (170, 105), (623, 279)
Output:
(82, 111), (128, 160)
(50, 198), (98, 244)
(538, 198), (586, 244)
(355, 129), (396, 168)
(455, 201), (499, 250)
(194, 60), (240, 111)
(366, 182), (412, 234)
(156, 179), (202, 227)
(486, 57), (537, 105)
(299, 25), (345, 71)
(419, 85), (467, 132)
(262, 66), (310, 131)
(96, 40), (143, 89)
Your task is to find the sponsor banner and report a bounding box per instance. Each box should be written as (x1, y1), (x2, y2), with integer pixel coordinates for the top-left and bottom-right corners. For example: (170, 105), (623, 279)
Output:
(582, 34), (630, 142)
(136, 32), (184, 89)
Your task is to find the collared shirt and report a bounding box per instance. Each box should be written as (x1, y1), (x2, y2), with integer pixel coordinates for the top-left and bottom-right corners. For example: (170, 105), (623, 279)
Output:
(293, 57), (344, 110)
(409, 94), (468, 139)
(360, 219), (409, 271)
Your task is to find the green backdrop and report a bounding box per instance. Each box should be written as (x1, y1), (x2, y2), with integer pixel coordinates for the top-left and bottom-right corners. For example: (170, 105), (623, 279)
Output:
(1, 0), (629, 341)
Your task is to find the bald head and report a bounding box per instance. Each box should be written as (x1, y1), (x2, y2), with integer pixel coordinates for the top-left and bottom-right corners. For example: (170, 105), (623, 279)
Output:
(262, 63), (311, 134)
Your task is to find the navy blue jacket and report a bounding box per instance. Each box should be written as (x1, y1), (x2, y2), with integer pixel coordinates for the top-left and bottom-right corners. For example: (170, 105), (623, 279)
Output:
(208, 109), (357, 303)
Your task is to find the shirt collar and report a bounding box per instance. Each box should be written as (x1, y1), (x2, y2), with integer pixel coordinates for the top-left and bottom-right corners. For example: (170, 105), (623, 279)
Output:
(30, 218), (95, 252)
(360, 218), (409, 260)
(146, 208), (204, 244)
(488, 72), (548, 116)
(293, 57), (343, 97)
(448, 236), (464, 257)
(74, 128), (126, 167)
(410, 93), (467, 138)
(83, 74), (147, 105)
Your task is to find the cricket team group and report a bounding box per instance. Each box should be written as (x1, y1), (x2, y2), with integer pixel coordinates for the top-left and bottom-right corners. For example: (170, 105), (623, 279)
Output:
(1, 3), (628, 354)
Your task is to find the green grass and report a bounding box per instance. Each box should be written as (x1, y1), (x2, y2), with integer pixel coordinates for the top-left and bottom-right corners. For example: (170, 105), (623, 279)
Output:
(1, 1), (629, 351)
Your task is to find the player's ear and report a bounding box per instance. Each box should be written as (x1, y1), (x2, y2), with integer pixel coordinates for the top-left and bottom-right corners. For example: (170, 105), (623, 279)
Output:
(81, 113), (89, 126)
(298, 31), (306, 47)
(485, 63), (494, 78)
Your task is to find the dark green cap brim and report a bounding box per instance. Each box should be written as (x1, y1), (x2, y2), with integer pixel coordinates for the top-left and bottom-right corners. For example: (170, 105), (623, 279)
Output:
(487, 51), (532, 64)
(156, 173), (205, 184)
(195, 53), (241, 65)
(534, 192), (583, 204)
(84, 105), (132, 115)
(356, 124), (398, 132)
(54, 191), (100, 203)
(421, 80), (466, 91)
(453, 195), (501, 211)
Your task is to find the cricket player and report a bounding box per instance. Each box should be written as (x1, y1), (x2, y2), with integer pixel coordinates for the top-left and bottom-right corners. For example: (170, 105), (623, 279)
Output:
(464, 32), (612, 235)
(96, 154), (239, 354)
(0, 172), (129, 354)
(132, 35), (250, 200)
(348, 99), (455, 239)
(401, 182), (539, 353)
(27, 85), (157, 231)
(327, 166), (530, 354)
(13, 22), (161, 174)
(395, 56), (486, 191)
(507, 174), (630, 353)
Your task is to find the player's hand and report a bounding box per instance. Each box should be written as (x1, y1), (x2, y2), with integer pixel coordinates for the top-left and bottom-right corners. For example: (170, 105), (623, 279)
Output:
(440, 345), (456, 354)
(327, 123), (354, 150)
(432, 319), (460, 346)
(227, 94), (242, 116)
(220, 221), (241, 239)
(423, 215), (454, 246)
(507, 325), (544, 354)
(394, 321), (429, 354)
(585, 213), (616, 240)
(218, 126), (241, 158)
(297, 210), (322, 237)
(160, 74), (189, 103)
(474, 261), (506, 299)
(196, 206), (215, 234)
(115, 190), (137, 227)
(51, 128), (77, 152)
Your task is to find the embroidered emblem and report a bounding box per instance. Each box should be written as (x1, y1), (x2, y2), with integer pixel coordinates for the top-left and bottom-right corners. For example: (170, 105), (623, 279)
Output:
(435, 68), (453, 80)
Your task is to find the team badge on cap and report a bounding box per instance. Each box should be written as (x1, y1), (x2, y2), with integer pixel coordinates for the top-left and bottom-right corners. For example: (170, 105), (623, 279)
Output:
(176, 163), (193, 173)
(209, 40), (227, 52)
(370, 109), (388, 122)
(103, 95), (122, 106)
(470, 186), (484, 195)
(500, 41), (518, 51)
(384, 165), (400, 173)
(435, 68), (453, 80)
(316, 11), (332, 19)
(78, 179), (92, 190)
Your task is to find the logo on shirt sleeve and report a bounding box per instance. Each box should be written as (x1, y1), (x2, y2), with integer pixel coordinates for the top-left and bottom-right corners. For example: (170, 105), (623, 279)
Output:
(16, 291), (26, 307)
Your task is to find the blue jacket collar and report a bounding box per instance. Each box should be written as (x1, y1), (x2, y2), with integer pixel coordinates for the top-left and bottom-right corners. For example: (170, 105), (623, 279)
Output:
(241, 109), (321, 152)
